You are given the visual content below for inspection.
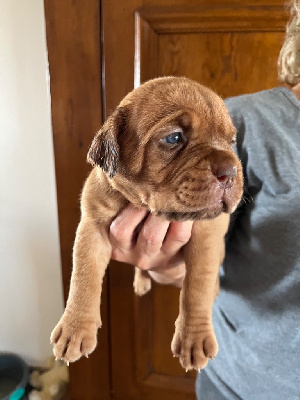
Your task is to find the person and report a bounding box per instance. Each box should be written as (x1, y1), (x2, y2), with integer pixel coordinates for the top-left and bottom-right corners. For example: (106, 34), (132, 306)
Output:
(109, 2), (300, 399)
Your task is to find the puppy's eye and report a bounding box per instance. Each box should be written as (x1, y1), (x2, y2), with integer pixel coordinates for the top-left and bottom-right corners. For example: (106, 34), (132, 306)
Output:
(164, 132), (183, 145)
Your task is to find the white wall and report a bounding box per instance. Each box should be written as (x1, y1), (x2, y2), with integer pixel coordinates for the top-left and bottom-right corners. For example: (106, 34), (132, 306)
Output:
(0, 0), (64, 366)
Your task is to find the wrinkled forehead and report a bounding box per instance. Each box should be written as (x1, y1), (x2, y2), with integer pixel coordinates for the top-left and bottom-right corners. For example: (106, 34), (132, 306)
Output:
(122, 80), (235, 140)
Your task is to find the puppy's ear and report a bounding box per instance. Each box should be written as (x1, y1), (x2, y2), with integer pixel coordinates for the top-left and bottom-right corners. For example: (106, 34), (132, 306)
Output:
(87, 107), (126, 178)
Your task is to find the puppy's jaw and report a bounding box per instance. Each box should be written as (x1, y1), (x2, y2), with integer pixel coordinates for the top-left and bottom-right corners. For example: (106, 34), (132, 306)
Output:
(110, 154), (243, 222)
(141, 159), (243, 221)
(156, 207), (224, 222)
(153, 183), (242, 222)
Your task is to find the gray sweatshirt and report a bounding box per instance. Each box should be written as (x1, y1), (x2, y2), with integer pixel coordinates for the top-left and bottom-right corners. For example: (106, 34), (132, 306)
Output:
(204, 87), (300, 400)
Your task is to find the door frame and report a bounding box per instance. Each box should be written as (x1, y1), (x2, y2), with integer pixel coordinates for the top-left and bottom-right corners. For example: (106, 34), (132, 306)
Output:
(44, 1), (111, 399)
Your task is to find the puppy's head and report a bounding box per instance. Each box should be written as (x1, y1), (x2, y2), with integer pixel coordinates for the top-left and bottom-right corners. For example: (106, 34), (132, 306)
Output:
(88, 77), (243, 221)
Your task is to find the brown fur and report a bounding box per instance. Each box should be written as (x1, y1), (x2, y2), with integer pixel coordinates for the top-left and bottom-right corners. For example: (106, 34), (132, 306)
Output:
(51, 77), (243, 371)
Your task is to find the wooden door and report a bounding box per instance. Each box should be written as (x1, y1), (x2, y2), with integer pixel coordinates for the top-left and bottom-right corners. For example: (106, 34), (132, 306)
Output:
(45, 0), (288, 399)
(102, 1), (287, 399)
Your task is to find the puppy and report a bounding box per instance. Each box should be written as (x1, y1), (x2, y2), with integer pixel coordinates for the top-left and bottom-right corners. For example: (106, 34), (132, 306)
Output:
(51, 77), (243, 371)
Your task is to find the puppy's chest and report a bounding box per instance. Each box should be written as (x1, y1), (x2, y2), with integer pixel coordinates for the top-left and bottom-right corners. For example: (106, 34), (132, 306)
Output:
(95, 188), (128, 223)
(84, 170), (129, 223)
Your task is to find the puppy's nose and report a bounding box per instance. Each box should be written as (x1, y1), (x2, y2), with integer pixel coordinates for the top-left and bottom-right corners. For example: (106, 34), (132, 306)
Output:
(214, 165), (237, 188)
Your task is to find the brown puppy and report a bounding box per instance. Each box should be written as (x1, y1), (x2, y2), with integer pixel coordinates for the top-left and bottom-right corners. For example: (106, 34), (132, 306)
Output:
(51, 77), (243, 371)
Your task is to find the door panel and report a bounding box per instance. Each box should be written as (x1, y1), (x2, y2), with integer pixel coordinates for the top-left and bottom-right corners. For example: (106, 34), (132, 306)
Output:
(103, 1), (287, 399)
(158, 32), (284, 97)
(135, 5), (286, 94)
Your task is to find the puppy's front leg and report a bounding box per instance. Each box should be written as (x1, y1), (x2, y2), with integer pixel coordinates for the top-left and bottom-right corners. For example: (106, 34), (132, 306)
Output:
(51, 218), (111, 363)
(171, 213), (229, 371)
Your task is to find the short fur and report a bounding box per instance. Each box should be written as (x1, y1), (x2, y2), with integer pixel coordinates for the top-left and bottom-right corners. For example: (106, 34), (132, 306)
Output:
(51, 77), (243, 371)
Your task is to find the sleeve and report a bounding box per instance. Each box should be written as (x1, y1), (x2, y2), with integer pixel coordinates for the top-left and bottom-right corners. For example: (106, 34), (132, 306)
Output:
(224, 97), (250, 243)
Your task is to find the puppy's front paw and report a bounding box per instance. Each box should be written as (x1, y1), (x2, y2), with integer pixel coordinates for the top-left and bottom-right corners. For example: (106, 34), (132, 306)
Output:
(171, 319), (218, 371)
(50, 315), (100, 363)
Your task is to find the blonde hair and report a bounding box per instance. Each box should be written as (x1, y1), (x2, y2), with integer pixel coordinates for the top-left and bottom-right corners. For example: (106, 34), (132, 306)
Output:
(278, 1), (300, 85)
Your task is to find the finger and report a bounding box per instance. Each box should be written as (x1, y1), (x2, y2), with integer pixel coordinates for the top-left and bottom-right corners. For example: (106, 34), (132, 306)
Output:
(110, 204), (148, 251)
(148, 263), (186, 285)
(162, 220), (193, 255)
(136, 214), (170, 258)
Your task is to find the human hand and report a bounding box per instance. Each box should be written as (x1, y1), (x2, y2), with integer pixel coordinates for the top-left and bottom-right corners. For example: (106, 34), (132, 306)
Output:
(109, 204), (193, 288)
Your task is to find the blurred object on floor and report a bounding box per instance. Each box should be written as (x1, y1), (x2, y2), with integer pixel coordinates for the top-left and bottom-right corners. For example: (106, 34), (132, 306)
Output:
(28, 357), (69, 400)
